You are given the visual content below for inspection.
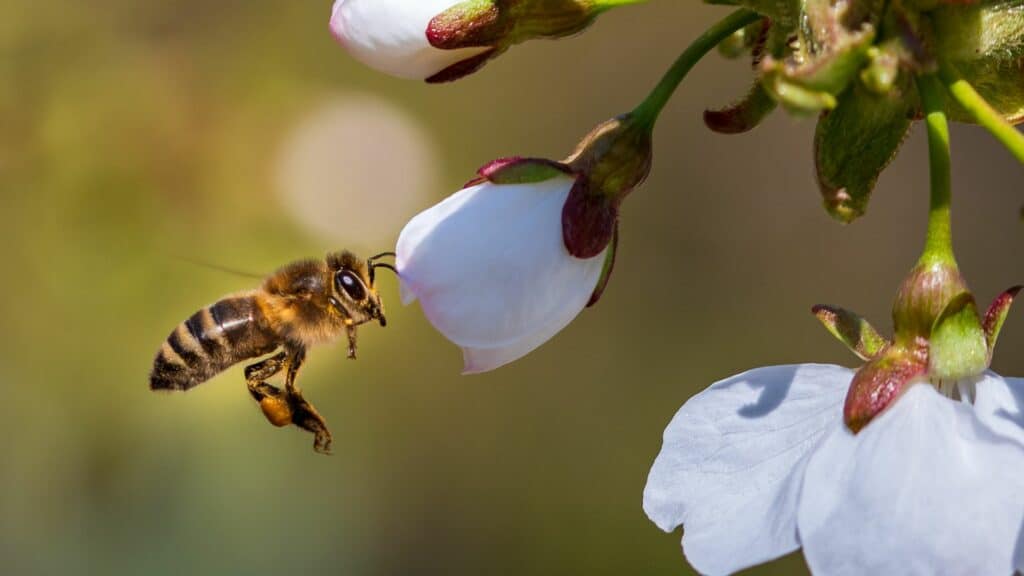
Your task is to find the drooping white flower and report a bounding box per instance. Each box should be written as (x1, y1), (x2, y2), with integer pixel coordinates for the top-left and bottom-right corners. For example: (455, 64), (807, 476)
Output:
(330, 0), (489, 81)
(395, 113), (653, 374)
(330, 0), (639, 83)
(643, 364), (1024, 575)
(396, 173), (607, 374)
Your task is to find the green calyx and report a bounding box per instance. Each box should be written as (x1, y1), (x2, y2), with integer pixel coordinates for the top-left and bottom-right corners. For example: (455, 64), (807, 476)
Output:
(929, 292), (988, 381)
(564, 114), (652, 201)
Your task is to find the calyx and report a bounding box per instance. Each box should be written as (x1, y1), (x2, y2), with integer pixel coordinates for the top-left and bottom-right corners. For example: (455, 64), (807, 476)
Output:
(814, 259), (1019, 432)
(468, 115), (651, 306)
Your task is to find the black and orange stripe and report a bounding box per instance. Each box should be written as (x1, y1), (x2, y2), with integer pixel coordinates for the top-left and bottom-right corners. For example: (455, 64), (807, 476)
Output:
(150, 296), (278, 391)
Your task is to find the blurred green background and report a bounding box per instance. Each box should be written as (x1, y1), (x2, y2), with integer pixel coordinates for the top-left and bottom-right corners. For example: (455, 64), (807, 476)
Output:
(2, 1), (1022, 574)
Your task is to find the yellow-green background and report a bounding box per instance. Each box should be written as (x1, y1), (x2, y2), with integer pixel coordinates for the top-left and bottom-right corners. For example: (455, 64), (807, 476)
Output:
(2, 2), (1022, 574)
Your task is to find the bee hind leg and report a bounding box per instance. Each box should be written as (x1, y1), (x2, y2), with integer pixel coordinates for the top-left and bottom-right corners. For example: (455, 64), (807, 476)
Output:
(246, 351), (292, 427)
(284, 346), (334, 455)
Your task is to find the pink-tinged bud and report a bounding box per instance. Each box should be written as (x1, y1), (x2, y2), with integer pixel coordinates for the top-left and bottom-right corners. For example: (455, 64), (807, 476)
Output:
(561, 114), (652, 258)
(331, 0), (491, 81)
(844, 345), (928, 433)
(332, 0), (629, 82)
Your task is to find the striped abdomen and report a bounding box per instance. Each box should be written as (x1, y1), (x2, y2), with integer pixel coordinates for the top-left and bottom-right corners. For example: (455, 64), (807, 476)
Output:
(150, 295), (279, 391)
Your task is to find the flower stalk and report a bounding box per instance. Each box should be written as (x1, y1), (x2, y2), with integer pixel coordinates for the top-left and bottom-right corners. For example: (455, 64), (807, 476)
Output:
(917, 72), (955, 267)
(632, 8), (761, 130)
(938, 59), (1024, 166)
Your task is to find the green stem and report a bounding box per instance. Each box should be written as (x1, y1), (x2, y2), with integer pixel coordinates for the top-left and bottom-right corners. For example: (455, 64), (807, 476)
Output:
(916, 73), (955, 266)
(632, 8), (761, 130)
(937, 60), (1024, 166)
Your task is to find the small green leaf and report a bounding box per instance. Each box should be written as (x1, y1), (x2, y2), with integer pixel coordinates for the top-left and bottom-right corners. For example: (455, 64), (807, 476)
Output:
(929, 292), (989, 381)
(812, 304), (890, 360)
(814, 80), (911, 222)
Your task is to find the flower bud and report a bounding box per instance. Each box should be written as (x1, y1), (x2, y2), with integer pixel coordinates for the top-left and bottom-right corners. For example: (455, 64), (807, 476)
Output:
(331, 0), (632, 83)
(396, 163), (606, 374)
(395, 110), (652, 372)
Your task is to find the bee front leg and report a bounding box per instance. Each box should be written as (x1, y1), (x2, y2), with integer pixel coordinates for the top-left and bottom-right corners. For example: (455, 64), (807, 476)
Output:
(283, 346), (333, 455)
(345, 324), (358, 359)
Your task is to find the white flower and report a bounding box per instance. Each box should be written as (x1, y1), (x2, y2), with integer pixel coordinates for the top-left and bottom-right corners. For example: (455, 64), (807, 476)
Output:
(643, 364), (1024, 575)
(330, 0), (490, 81)
(396, 175), (607, 374)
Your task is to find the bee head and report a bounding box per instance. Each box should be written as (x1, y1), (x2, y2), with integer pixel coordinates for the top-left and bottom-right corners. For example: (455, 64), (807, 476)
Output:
(326, 250), (394, 327)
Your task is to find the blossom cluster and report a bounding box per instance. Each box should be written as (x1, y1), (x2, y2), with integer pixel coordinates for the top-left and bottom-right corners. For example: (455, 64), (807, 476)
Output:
(326, 0), (1024, 573)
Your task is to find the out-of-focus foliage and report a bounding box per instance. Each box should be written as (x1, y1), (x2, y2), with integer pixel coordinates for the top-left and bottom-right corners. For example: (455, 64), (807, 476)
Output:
(0, 1), (1022, 574)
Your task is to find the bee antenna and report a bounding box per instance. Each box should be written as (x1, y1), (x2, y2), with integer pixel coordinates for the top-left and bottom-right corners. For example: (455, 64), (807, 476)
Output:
(368, 261), (397, 285)
(368, 251), (396, 263)
(371, 262), (398, 275)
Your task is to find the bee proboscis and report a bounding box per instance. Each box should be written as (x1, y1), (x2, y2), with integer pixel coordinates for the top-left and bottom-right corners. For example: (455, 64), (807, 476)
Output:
(150, 250), (395, 454)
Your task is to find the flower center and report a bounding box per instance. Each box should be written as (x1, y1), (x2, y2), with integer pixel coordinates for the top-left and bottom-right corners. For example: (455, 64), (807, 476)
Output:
(930, 375), (981, 404)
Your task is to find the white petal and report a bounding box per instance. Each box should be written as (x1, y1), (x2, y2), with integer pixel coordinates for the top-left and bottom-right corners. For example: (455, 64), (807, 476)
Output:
(643, 364), (850, 576)
(972, 372), (1024, 447)
(798, 383), (1024, 576)
(397, 177), (605, 372)
(459, 305), (577, 374)
(331, 0), (489, 79)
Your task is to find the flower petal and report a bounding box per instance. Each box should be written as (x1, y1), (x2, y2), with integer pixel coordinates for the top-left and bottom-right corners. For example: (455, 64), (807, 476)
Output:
(643, 364), (850, 575)
(972, 372), (1024, 447)
(798, 384), (1024, 576)
(330, 0), (489, 80)
(397, 177), (605, 370)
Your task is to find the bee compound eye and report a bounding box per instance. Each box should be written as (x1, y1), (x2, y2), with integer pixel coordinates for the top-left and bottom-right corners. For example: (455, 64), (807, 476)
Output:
(336, 270), (367, 301)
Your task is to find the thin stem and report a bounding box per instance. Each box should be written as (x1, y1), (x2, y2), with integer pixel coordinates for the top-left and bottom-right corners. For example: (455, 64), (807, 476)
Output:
(632, 8), (761, 130)
(916, 73), (955, 266)
(937, 59), (1024, 165)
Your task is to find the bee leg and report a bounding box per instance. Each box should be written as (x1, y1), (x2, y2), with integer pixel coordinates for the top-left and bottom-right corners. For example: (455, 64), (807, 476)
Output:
(284, 345), (306, 394)
(345, 324), (358, 359)
(289, 396), (333, 455)
(283, 346), (333, 455)
(245, 351), (292, 427)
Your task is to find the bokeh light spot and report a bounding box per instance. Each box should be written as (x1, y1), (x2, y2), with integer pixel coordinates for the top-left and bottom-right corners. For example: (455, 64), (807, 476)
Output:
(275, 94), (438, 247)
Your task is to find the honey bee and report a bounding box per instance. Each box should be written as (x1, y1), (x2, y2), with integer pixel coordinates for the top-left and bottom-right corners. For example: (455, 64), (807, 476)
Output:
(150, 250), (395, 454)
